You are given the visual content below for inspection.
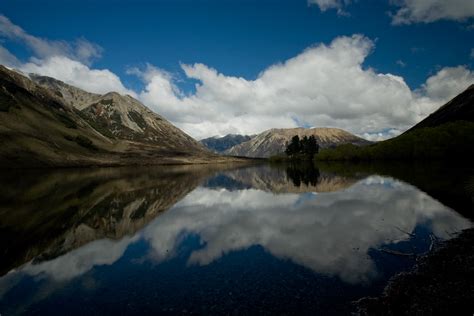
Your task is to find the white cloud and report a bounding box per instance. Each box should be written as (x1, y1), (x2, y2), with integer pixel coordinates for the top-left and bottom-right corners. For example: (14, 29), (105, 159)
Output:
(132, 35), (473, 140)
(308, 0), (343, 11)
(396, 59), (406, 67)
(390, 0), (474, 24)
(0, 15), (102, 65)
(420, 66), (474, 101)
(308, 0), (474, 25)
(363, 128), (402, 141)
(19, 56), (136, 96)
(0, 15), (134, 96)
(0, 44), (20, 68)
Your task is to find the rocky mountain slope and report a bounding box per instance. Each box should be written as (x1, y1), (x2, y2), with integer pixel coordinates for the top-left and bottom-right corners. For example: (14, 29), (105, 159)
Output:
(225, 127), (370, 158)
(200, 134), (252, 153)
(408, 84), (474, 131)
(0, 66), (238, 168)
(30, 74), (204, 148)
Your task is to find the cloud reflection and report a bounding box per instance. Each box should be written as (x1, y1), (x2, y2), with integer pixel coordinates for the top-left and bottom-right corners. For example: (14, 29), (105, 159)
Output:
(142, 176), (471, 283)
(0, 175), (471, 294)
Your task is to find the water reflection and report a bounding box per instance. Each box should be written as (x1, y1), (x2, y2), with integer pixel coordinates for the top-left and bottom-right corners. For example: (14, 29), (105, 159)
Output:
(142, 175), (470, 283)
(0, 163), (472, 314)
(0, 164), (240, 276)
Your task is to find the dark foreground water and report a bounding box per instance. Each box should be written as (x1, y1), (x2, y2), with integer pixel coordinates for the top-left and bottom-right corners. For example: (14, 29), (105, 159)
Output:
(0, 162), (472, 315)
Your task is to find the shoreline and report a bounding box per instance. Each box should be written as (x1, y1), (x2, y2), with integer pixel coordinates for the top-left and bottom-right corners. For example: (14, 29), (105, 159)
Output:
(355, 228), (474, 315)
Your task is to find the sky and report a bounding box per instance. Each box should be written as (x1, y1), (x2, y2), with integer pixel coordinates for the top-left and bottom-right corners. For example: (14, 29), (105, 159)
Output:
(0, 0), (473, 140)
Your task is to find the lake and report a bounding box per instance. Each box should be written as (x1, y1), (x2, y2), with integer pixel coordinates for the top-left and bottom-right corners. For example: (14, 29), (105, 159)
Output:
(0, 162), (472, 315)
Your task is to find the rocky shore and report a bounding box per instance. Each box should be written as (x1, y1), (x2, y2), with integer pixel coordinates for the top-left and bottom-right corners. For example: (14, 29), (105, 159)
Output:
(356, 228), (474, 315)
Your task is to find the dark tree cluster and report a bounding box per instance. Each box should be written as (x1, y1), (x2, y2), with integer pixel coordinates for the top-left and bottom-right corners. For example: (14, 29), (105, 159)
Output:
(284, 135), (319, 159)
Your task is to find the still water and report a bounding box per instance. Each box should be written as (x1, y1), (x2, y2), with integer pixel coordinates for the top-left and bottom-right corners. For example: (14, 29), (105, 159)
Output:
(0, 163), (472, 315)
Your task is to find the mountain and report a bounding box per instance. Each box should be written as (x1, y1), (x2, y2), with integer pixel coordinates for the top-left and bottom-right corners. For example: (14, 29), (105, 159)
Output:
(30, 74), (204, 148)
(0, 65), (236, 168)
(408, 84), (474, 131)
(317, 85), (474, 161)
(225, 127), (371, 158)
(200, 134), (252, 153)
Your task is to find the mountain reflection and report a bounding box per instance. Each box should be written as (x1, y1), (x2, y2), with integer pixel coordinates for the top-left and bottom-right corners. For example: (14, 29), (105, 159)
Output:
(208, 163), (360, 193)
(0, 163), (472, 313)
(0, 164), (241, 276)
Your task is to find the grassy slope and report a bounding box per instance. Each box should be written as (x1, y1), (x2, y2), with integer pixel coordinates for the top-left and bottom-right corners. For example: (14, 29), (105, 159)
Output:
(316, 121), (474, 161)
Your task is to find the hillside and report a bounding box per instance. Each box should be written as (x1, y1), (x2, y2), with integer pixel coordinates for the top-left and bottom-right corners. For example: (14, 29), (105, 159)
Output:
(225, 127), (370, 158)
(0, 66), (235, 168)
(200, 134), (252, 153)
(317, 85), (474, 161)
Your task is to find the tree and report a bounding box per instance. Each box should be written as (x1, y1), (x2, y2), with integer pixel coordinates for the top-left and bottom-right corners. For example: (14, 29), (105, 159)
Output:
(284, 134), (319, 159)
(306, 135), (319, 158)
(285, 135), (301, 156)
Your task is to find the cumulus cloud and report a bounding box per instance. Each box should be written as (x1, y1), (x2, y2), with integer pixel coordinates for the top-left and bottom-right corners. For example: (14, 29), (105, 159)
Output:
(390, 0), (474, 25)
(0, 14), (102, 65)
(419, 66), (474, 101)
(19, 56), (136, 96)
(132, 35), (473, 140)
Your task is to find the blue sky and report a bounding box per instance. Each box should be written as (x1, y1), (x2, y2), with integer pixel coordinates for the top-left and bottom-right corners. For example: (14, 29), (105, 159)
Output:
(1, 0), (473, 139)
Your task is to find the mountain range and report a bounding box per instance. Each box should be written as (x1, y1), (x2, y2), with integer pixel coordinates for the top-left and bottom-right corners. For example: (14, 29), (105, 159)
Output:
(0, 66), (236, 168)
(225, 127), (371, 158)
(2, 63), (471, 165)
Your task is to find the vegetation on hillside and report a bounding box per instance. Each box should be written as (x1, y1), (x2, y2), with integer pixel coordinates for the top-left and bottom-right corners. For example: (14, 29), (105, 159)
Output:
(316, 121), (474, 161)
(271, 135), (320, 161)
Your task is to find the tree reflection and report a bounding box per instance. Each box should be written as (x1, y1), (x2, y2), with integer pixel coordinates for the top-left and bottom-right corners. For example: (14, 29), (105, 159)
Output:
(286, 163), (320, 187)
